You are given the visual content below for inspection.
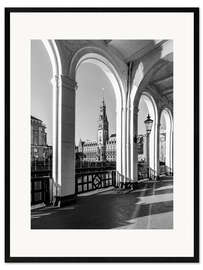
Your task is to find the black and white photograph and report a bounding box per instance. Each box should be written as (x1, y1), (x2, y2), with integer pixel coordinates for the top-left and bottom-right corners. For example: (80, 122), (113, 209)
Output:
(31, 39), (174, 230)
(5, 8), (198, 262)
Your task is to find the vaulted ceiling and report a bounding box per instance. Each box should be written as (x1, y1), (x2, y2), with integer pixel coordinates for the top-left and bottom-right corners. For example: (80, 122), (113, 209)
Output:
(105, 40), (173, 105)
(149, 60), (173, 105)
(106, 40), (163, 62)
(59, 39), (173, 105)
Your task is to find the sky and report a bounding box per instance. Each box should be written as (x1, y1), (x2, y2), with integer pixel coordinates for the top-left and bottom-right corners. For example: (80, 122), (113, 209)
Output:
(31, 40), (53, 145)
(75, 63), (116, 144)
(31, 40), (155, 146)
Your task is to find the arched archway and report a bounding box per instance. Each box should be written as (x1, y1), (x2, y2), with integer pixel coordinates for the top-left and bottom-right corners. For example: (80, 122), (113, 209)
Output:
(159, 108), (173, 175)
(42, 42), (126, 205)
(129, 47), (173, 182)
(131, 92), (158, 180)
(141, 93), (158, 175)
(42, 40), (63, 204)
(74, 54), (124, 176)
(36, 39), (173, 206)
(70, 51), (126, 184)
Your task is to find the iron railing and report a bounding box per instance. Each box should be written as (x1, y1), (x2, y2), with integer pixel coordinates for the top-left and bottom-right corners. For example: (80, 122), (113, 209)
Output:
(138, 163), (149, 180)
(138, 163), (173, 180)
(75, 170), (116, 194)
(31, 160), (52, 205)
(159, 165), (173, 176)
(31, 177), (50, 205)
(149, 168), (157, 180)
(31, 160), (52, 178)
(31, 159), (173, 205)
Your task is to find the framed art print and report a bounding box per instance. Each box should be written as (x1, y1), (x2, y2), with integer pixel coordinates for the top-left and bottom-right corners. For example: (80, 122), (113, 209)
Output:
(5, 7), (199, 262)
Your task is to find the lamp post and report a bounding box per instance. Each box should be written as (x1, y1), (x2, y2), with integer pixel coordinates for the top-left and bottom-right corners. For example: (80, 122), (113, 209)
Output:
(144, 114), (153, 179)
(134, 114), (153, 180)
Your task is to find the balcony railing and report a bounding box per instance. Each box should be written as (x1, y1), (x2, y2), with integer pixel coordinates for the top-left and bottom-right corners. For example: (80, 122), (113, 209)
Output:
(31, 160), (173, 205)
(75, 170), (116, 194)
(31, 160), (52, 205)
(159, 164), (173, 176)
(31, 177), (51, 205)
(31, 160), (52, 178)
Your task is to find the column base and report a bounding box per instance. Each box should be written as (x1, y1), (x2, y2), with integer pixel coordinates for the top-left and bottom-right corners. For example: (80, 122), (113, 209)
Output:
(54, 194), (76, 207)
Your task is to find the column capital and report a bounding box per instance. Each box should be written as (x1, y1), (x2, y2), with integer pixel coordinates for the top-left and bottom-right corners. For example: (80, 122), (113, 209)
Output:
(51, 75), (78, 91)
(61, 74), (78, 90)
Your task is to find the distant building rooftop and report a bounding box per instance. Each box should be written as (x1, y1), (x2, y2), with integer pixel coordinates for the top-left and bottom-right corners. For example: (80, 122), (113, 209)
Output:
(31, 116), (46, 127)
(31, 115), (43, 121)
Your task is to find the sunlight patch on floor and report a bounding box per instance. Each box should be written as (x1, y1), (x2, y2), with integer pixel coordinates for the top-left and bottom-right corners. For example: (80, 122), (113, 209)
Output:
(114, 212), (173, 229)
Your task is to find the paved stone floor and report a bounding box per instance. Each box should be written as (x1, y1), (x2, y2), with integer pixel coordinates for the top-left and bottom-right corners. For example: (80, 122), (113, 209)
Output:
(31, 178), (173, 229)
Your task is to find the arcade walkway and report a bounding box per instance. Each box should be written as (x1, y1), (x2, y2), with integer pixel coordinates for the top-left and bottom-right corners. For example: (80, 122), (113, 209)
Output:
(31, 178), (173, 229)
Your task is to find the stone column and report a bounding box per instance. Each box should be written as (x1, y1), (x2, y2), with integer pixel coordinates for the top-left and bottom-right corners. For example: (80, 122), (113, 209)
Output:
(117, 106), (124, 186)
(171, 128), (174, 174)
(125, 106), (130, 183)
(132, 106), (139, 182)
(127, 104), (134, 183)
(146, 133), (150, 178)
(165, 118), (173, 175)
(156, 115), (161, 179)
(51, 74), (77, 207)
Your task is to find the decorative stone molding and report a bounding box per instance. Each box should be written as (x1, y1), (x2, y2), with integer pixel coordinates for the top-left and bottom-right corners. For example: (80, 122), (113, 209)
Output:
(61, 74), (77, 90)
(51, 74), (77, 91)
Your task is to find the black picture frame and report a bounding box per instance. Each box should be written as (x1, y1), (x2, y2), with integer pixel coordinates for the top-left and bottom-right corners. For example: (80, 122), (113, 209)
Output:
(5, 7), (199, 263)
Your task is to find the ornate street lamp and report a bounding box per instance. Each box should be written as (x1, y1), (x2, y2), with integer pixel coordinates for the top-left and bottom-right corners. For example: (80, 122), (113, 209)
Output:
(144, 114), (153, 179)
(134, 114), (153, 180)
(144, 114), (153, 134)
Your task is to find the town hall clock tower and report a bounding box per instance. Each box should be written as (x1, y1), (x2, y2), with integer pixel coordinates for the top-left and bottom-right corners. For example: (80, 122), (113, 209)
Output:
(97, 97), (109, 161)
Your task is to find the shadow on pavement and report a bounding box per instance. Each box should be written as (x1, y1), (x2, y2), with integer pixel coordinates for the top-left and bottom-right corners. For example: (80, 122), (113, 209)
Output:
(31, 181), (173, 229)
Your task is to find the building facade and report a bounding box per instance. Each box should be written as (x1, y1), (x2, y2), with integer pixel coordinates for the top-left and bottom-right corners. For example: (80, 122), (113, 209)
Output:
(76, 98), (116, 162)
(31, 116), (52, 162)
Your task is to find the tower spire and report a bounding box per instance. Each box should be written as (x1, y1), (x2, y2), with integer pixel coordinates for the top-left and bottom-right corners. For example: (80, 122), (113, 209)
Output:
(97, 88), (109, 161)
(102, 87), (105, 105)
